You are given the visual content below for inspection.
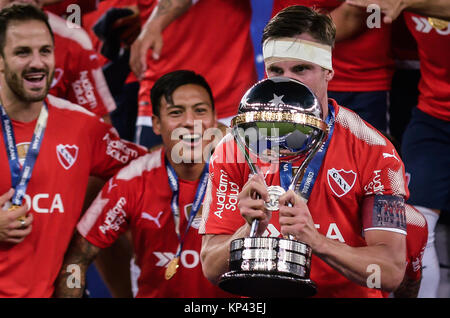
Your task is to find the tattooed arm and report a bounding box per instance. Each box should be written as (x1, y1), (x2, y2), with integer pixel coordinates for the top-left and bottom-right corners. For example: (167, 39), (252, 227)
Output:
(393, 275), (421, 298)
(53, 232), (101, 298)
(130, 0), (193, 78)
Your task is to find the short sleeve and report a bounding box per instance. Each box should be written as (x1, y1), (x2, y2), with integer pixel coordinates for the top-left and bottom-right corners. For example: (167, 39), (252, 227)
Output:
(89, 121), (147, 179)
(77, 175), (134, 248)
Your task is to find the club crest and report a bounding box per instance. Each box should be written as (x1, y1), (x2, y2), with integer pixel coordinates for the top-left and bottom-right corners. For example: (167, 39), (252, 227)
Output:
(327, 168), (357, 197)
(56, 144), (79, 170)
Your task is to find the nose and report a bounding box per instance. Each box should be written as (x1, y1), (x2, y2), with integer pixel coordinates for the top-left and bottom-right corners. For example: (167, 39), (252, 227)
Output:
(28, 51), (46, 69)
(184, 109), (195, 127)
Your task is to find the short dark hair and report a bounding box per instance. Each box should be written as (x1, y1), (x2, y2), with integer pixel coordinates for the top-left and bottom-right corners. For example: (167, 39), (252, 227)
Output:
(151, 70), (215, 117)
(0, 4), (54, 56)
(262, 5), (336, 47)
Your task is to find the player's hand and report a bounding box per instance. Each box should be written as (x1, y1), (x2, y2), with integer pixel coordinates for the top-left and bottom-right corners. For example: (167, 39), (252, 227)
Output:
(129, 21), (163, 79)
(238, 174), (270, 236)
(0, 189), (33, 244)
(278, 190), (321, 249)
(345, 0), (406, 24)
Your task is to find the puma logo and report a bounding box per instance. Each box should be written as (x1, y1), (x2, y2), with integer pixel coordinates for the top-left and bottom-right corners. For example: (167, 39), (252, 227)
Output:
(382, 150), (399, 162)
(141, 211), (163, 228)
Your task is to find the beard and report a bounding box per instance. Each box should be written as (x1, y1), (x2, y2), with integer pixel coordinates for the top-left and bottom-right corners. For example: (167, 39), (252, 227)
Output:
(4, 63), (54, 103)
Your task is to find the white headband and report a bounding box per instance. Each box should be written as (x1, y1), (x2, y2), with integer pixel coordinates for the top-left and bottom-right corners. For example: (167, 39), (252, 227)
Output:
(263, 37), (333, 71)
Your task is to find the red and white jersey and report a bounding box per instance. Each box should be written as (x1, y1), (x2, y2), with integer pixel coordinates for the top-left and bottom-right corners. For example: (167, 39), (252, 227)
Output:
(43, 0), (98, 17)
(381, 204), (427, 297)
(404, 204), (427, 282)
(271, 0), (394, 91)
(0, 95), (147, 297)
(136, 0), (257, 123)
(47, 12), (116, 117)
(201, 99), (409, 298)
(404, 12), (450, 121)
(78, 149), (234, 298)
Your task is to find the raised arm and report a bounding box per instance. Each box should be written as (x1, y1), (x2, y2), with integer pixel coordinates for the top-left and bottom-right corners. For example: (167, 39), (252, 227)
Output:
(53, 232), (101, 298)
(346, 0), (450, 23)
(129, 0), (193, 78)
(330, 2), (369, 42)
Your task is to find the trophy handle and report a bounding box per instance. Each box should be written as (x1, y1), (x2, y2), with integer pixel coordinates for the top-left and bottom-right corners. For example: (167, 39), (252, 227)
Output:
(233, 128), (269, 238)
(249, 219), (259, 237)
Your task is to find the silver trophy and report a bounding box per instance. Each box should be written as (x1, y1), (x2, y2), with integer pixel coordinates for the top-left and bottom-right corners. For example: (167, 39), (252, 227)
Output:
(218, 77), (328, 297)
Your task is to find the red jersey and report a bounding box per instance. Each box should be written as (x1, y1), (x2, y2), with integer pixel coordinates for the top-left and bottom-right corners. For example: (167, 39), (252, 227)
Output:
(0, 95), (147, 297)
(43, 0), (98, 17)
(78, 149), (234, 298)
(136, 0), (257, 122)
(381, 204), (427, 297)
(82, 0), (139, 84)
(272, 0), (394, 91)
(201, 100), (409, 298)
(404, 12), (450, 121)
(47, 12), (116, 117)
(404, 204), (427, 282)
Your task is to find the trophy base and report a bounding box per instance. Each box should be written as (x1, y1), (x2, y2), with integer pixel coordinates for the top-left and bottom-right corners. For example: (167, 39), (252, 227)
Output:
(218, 271), (317, 298)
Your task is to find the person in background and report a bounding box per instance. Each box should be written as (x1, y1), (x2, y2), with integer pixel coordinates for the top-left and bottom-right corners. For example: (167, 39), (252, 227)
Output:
(54, 70), (234, 298)
(130, 0), (257, 149)
(0, 4), (147, 297)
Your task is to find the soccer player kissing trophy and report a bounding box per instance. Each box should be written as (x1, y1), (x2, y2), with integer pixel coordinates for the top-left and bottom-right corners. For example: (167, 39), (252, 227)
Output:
(218, 77), (330, 297)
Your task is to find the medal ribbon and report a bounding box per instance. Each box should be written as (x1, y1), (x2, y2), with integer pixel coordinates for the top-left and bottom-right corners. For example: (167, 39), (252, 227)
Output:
(279, 104), (335, 201)
(165, 157), (209, 258)
(1, 103), (48, 206)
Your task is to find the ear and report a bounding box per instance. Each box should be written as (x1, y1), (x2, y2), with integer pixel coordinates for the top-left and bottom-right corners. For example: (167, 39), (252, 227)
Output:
(0, 55), (4, 73)
(325, 68), (334, 82)
(152, 115), (161, 136)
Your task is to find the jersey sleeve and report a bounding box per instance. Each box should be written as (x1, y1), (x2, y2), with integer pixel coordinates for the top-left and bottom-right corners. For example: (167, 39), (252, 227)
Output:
(77, 175), (135, 248)
(359, 134), (410, 234)
(88, 119), (148, 179)
(66, 43), (116, 117)
(404, 205), (428, 281)
(200, 134), (248, 235)
(360, 137), (409, 200)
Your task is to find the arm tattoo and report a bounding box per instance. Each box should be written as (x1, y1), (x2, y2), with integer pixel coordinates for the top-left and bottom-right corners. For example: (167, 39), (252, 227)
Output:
(155, 0), (192, 19)
(393, 276), (421, 298)
(53, 232), (101, 298)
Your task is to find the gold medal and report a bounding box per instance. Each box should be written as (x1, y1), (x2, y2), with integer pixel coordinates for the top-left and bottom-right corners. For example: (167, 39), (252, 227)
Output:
(165, 257), (179, 280)
(8, 205), (25, 222)
(428, 17), (449, 31)
(8, 204), (19, 211)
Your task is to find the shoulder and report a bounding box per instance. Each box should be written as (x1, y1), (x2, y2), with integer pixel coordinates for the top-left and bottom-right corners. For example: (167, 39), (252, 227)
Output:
(47, 94), (96, 117)
(332, 101), (387, 147)
(46, 10), (94, 50)
(115, 148), (164, 181)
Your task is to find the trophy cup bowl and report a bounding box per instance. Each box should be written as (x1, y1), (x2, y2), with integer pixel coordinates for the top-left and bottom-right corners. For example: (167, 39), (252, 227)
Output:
(217, 77), (328, 297)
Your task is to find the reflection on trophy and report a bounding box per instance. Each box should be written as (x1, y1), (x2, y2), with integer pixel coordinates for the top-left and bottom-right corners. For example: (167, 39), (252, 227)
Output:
(218, 77), (329, 297)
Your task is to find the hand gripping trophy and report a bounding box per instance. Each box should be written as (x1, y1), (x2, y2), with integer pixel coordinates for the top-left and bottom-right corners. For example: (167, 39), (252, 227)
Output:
(218, 77), (329, 297)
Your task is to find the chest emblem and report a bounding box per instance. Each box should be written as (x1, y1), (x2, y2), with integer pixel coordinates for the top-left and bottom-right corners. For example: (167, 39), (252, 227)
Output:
(327, 168), (357, 197)
(56, 144), (79, 170)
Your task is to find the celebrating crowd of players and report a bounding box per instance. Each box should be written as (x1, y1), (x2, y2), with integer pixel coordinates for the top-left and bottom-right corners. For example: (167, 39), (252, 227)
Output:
(0, 0), (448, 298)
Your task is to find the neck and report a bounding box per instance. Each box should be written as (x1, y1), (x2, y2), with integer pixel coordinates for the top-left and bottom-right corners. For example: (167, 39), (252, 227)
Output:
(167, 156), (206, 181)
(320, 96), (329, 120)
(0, 90), (44, 122)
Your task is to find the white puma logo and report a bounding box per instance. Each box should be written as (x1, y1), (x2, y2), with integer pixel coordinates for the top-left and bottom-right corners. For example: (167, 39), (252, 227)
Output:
(382, 150), (399, 162)
(107, 179), (118, 193)
(141, 211), (163, 228)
